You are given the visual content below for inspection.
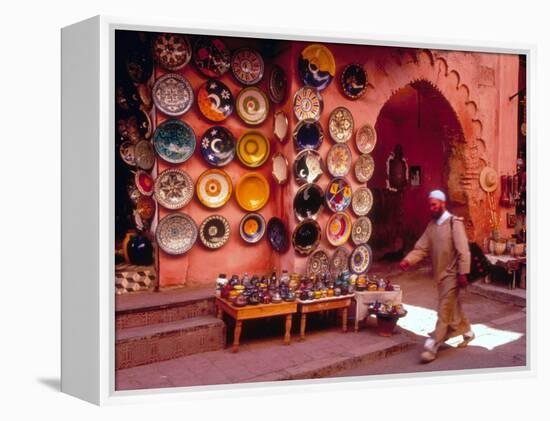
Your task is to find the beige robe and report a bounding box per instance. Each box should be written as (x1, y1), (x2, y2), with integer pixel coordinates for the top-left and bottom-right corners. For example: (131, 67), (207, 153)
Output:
(404, 216), (472, 345)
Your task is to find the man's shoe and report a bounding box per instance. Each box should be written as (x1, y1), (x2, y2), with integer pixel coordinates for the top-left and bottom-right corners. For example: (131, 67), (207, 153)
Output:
(420, 350), (437, 363)
(457, 331), (475, 348)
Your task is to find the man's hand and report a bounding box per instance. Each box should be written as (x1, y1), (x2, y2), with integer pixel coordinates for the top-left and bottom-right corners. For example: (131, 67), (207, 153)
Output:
(399, 259), (410, 271)
(457, 274), (469, 288)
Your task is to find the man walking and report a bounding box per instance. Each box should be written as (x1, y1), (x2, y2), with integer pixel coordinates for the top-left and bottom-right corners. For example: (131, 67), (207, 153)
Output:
(399, 190), (475, 363)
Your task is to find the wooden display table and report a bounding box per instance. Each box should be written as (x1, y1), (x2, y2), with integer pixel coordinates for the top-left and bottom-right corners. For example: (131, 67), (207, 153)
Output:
(484, 253), (527, 289)
(215, 297), (297, 352)
(353, 290), (403, 332)
(297, 295), (353, 340)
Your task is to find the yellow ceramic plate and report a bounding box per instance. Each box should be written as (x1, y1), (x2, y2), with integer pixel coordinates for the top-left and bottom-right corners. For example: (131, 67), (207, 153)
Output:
(236, 131), (270, 168)
(196, 169), (233, 209)
(235, 172), (270, 211)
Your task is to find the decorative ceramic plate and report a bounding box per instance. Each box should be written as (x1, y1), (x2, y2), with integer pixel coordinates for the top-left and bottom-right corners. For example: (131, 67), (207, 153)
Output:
(125, 48), (154, 84)
(269, 65), (287, 104)
(236, 87), (270, 125)
(193, 37), (231, 78)
(306, 249), (330, 279)
(196, 169), (232, 209)
(355, 124), (377, 154)
(292, 219), (322, 255)
(136, 195), (156, 220)
(273, 111), (289, 143)
(156, 213), (198, 255)
(134, 170), (154, 196)
(325, 177), (352, 212)
(153, 33), (192, 71)
(330, 246), (350, 277)
(231, 48), (264, 85)
(293, 86), (323, 121)
(267, 217), (289, 253)
(236, 131), (270, 168)
(352, 186), (374, 216)
(154, 168), (194, 210)
(327, 143), (352, 177)
(351, 216), (372, 245)
(328, 107), (354, 143)
(134, 140), (155, 171)
(239, 213), (266, 244)
(271, 152), (289, 185)
(293, 120), (324, 151)
(199, 215), (231, 249)
(326, 212), (352, 246)
(235, 172), (270, 211)
(197, 79), (234, 122)
(293, 183), (324, 221)
(153, 119), (196, 164)
(152, 73), (194, 117)
(349, 244), (373, 274)
(293, 149), (324, 185)
(298, 44), (336, 91)
(340, 64), (367, 99)
(355, 154), (375, 183)
(119, 141), (136, 167)
(199, 126), (236, 167)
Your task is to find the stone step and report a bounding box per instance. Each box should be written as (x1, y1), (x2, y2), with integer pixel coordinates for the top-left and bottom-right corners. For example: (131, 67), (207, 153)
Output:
(116, 315), (226, 370)
(116, 287), (215, 330)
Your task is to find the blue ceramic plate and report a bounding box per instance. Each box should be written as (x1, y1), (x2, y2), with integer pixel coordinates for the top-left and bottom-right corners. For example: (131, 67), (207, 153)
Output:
(200, 126), (236, 167)
(197, 79), (234, 122)
(267, 217), (289, 253)
(293, 120), (324, 151)
(239, 213), (266, 244)
(340, 64), (368, 99)
(325, 177), (352, 212)
(298, 44), (336, 91)
(349, 244), (373, 274)
(153, 119), (196, 164)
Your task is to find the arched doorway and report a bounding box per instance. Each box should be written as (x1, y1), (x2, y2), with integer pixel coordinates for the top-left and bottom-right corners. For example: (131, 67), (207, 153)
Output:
(369, 80), (466, 258)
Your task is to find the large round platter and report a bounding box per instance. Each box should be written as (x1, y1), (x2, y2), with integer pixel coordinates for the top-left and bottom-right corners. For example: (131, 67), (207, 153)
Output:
(326, 212), (352, 246)
(235, 172), (270, 211)
(154, 168), (194, 210)
(293, 86), (323, 121)
(340, 64), (367, 99)
(293, 120), (324, 151)
(355, 124), (377, 154)
(156, 213), (198, 255)
(349, 244), (373, 274)
(196, 169), (232, 209)
(271, 152), (289, 185)
(352, 186), (374, 216)
(351, 216), (372, 245)
(136, 195), (156, 221)
(153, 33), (192, 71)
(292, 219), (322, 256)
(239, 213), (266, 244)
(199, 126), (236, 167)
(134, 140), (155, 171)
(236, 87), (270, 125)
(197, 79), (234, 122)
(306, 249), (330, 279)
(134, 170), (154, 196)
(327, 143), (352, 177)
(125, 47), (154, 84)
(273, 111), (289, 143)
(236, 131), (270, 168)
(193, 37), (231, 78)
(153, 119), (196, 164)
(325, 177), (352, 212)
(119, 141), (136, 167)
(328, 107), (354, 143)
(294, 149), (324, 185)
(200, 215), (230, 249)
(330, 246), (350, 278)
(267, 217), (289, 253)
(268, 65), (287, 104)
(298, 44), (336, 91)
(231, 48), (264, 85)
(152, 73), (194, 117)
(355, 154), (375, 183)
(293, 183), (324, 221)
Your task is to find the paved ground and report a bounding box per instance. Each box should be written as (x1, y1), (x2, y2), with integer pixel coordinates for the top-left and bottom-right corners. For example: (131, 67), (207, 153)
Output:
(115, 262), (527, 390)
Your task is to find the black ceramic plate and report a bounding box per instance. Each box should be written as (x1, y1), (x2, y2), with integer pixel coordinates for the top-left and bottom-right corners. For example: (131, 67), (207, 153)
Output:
(293, 183), (325, 221)
(193, 37), (231, 78)
(293, 120), (324, 151)
(199, 126), (236, 167)
(267, 217), (289, 253)
(199, 215), (231, 249)
(292, 219), (321, 255)
(293, 149), (324, 185)
(340, 64), (368, 99)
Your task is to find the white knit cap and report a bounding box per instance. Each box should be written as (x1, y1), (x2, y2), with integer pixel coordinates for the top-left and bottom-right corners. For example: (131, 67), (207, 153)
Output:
(428, 190), (446, 202)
